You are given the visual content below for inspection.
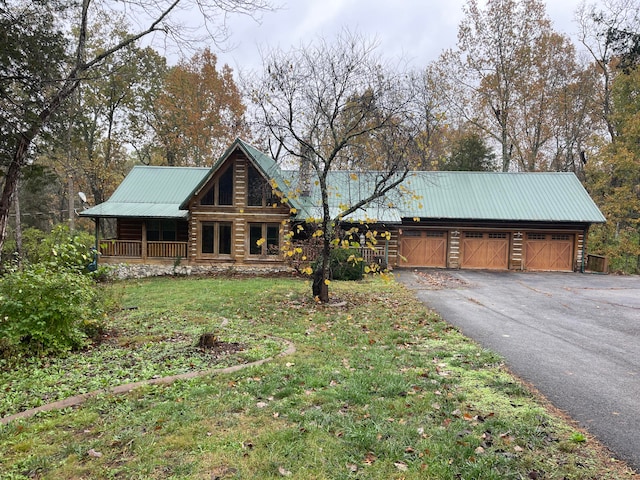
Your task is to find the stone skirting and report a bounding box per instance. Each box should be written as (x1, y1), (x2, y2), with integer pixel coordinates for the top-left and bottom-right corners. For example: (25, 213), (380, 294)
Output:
(106, 263), (296, 280)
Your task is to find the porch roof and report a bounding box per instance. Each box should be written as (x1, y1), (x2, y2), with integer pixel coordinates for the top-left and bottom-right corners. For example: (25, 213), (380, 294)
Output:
(79, 166), (209, 219)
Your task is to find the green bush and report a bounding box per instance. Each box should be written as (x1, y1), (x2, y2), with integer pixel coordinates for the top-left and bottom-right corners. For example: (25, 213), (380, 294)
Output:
(0, 264), (105, 357)
(24, 225), (96, 272)
(314, 247), (363, 281)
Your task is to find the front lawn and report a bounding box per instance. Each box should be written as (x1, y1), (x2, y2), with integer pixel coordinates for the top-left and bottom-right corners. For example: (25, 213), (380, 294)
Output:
(0, 276), (635, 479)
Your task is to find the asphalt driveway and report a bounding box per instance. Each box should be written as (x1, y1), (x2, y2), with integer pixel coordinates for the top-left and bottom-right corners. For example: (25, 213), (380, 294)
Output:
(396, 269), (640, 472)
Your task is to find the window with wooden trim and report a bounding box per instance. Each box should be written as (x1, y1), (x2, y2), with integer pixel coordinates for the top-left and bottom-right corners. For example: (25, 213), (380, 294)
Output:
(464, 232), (484, 238)
(201, 222), (232, 255)
(551, 234), (570, 241)
(249, 223), (280, 256)
(200, 165), (234, 206)
(147, 220), (176, 241)
(425, 231), (445, 238)
(488, 233), (507, 239)
(247, 164), (279, 207)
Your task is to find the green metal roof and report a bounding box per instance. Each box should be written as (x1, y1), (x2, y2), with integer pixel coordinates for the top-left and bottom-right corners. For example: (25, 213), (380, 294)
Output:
(399, 171), (606, 223)
(290, 171), (403, 223)
(80, 141), (605, 225)
(80, 166), (209, 219)
(291, 170), (605, 224)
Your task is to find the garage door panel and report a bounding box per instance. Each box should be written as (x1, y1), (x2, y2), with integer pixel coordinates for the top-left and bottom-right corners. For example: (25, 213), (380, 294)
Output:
(401, 231), (447, 267)
(525, 233), (573, 271)
(461, 232), (509, 270)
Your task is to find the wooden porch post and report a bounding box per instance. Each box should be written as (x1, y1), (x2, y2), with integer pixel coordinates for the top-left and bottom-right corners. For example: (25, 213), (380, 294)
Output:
(94, 217), (100, 265)
(142, 220), (147, 261)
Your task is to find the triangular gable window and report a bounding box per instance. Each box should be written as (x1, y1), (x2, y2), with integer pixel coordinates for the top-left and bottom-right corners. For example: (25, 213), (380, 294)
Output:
(200, 165), (233, 206)
(247, 164), (279, 207)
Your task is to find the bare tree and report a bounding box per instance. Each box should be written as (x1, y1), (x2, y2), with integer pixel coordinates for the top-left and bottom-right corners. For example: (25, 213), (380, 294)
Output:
(0, 0), (271, 255)
(251, 31), (418, 302)
(576, 0), (640, 142)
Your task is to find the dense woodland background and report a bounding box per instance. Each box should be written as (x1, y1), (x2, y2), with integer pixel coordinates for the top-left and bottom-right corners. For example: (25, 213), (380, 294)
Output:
(1, 0), (639, 273)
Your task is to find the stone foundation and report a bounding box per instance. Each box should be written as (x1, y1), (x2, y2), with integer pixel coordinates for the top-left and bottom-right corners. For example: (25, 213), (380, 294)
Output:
(106, 263), (296, 280)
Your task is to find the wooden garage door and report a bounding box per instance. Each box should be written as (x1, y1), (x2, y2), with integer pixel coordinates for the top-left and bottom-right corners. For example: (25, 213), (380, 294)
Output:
(401, 230), (447, 267)
(524, 233), (574, 271)
(460, 232), (509, 269)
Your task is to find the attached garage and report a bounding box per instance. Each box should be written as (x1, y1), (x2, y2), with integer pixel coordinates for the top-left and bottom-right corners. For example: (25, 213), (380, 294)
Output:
(400, 230), (447, 267)
(460, 232), (509, 269)
(524, 233), (574, 272)
(395, 172), (606, 272)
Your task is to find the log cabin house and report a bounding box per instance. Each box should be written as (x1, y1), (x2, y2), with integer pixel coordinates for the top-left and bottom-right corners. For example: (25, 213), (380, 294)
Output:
(80, 138), (606, 272)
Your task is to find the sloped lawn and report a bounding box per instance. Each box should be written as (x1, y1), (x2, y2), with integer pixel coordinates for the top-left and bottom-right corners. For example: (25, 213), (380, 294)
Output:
(0, 276), (636, 479)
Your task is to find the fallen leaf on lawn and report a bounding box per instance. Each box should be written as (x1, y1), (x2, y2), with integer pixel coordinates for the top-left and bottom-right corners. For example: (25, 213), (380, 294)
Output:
(278, 466), (292, 477)
(256, 401), (268, 408)
(475, 446), (485, 454)
(363, 452), (377, 465)
(87, 449), (102, 458)
(394, 461), (408, 471)
(514, 445), (524, 452)
(347, 463), (358, 473)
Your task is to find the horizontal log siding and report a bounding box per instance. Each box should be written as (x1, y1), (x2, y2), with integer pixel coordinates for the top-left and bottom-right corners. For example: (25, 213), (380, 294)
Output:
(576, 232), (585, 271)
(186, 153), (291, 266)
(448, 230), (460, 269)
(511, 232), (524, 270)
(117, 219), (142, 241)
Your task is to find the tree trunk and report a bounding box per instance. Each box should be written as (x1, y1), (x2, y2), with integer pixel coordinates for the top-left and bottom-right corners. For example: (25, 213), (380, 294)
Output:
(0, 137), (30, 255)
(15, 175), (23, 266)
(313, 179), (332, 303)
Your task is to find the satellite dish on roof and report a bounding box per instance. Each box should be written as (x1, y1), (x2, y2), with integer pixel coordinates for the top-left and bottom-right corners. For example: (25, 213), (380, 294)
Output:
(78, 192), (87, 203)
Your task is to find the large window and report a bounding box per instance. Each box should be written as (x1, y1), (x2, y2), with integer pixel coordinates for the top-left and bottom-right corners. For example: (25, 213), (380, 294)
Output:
(201, 222), (232, 255)
(147, 220), (176, 241)
(247, 164), (278, 207)
(249, 223), (280, 256)
(200, 165), (234, 206)
(218, 167), (233, 205)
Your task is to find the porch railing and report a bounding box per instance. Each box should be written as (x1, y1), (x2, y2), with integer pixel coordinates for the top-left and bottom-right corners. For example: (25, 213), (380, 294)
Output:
(100, 240), (142, 257)
(99, 240), (187, 259)
(294, 242), (386, 264)
(147, 241), (187, 258)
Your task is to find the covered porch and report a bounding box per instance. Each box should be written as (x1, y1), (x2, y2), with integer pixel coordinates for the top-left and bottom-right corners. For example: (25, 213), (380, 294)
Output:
(98, 239), (188, 262)
(94, 217), (190, 264)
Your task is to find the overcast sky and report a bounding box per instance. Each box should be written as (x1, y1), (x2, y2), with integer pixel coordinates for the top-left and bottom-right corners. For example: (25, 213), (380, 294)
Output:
(210, 0), (590, 76)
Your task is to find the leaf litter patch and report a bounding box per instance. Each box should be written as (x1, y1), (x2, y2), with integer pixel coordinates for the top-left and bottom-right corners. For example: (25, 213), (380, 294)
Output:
(414, 270), (469, 290)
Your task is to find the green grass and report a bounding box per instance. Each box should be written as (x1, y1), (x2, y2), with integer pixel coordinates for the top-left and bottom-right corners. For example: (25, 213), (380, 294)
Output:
(0, 276), (636, 479)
